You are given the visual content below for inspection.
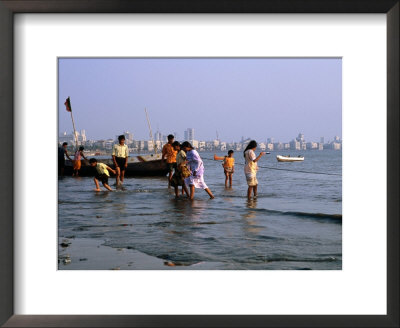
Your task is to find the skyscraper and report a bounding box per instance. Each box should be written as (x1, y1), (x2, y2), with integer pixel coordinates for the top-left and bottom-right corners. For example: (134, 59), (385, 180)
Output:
(187, 128), (194, 140)
(154, 131), (162, 141)
(184, 128), (195, 141)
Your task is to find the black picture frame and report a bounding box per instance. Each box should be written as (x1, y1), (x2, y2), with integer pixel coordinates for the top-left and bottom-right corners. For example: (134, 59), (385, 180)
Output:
(0, 0), (398, 327)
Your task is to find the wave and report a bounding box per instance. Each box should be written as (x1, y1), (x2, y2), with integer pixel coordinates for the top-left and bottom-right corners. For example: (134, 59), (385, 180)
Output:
(206, 206), (342, 223)
(235, 255), (340, 264)
(240, 207), (342, 222)
(284, 211), (342, 221)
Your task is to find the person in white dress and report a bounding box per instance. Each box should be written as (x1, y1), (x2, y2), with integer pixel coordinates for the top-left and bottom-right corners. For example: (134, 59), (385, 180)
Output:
(181, 141), (214, 200)
(243, 140), (266, 199)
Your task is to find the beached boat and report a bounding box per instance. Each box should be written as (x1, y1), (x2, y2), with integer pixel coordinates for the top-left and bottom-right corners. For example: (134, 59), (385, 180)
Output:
(64, 153), (169, 177)
(276, 155), (304, 162)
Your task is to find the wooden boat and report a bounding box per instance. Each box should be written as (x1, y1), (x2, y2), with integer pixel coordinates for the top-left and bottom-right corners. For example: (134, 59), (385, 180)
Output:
(64, 153), (169, 177)
(276, 155), (304, 162)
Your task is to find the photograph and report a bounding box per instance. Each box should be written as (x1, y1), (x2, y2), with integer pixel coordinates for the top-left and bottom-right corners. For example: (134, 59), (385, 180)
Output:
(58, 57), (342, 270)
(1, 0), (397, 325)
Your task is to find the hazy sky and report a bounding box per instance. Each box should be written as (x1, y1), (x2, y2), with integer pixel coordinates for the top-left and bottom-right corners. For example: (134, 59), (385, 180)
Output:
(58, 58), (341, 143)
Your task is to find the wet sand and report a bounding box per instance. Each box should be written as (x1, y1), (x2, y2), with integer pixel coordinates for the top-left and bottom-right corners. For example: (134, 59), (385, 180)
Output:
(58, 237), (225, 270)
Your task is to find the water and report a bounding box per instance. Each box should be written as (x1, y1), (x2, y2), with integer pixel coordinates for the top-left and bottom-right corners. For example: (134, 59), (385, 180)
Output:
(58, 150), (342, 270)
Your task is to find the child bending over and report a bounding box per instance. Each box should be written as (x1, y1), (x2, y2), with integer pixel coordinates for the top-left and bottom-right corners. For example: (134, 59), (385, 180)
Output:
(89, 158), (116, 191)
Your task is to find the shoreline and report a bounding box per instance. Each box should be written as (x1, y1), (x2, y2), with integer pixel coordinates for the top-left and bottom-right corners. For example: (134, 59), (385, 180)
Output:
(58, 237), (225, 270)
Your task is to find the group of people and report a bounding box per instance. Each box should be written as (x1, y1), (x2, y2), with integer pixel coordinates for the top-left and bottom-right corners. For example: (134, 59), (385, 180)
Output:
(162, 135), (214, 200)
(58, 135), (130, 191)
(59, 134), (266, 200)
(161, 135), (266, 200)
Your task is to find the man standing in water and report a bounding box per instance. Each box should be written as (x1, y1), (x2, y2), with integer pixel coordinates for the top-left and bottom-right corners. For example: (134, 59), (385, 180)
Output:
(112, 135), (129, 187)
(162, 134), (177, 188)
(58, 142), (72, 176)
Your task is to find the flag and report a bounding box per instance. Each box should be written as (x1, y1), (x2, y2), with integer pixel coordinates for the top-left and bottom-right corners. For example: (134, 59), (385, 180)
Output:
(64, 97), (72, 112)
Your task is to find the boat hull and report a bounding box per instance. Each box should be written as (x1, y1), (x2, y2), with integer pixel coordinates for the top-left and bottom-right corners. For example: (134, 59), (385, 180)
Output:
(276, 155), (304, 162)
(63, 154), (169, 177)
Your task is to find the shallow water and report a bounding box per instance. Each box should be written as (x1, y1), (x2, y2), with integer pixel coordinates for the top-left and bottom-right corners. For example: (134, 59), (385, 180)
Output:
(58, 150), (342, 270)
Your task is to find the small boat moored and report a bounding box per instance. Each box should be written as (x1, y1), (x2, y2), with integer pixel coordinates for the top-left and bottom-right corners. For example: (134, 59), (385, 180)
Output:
(64, 153), (169, 177)
(276, 155), (304, 162)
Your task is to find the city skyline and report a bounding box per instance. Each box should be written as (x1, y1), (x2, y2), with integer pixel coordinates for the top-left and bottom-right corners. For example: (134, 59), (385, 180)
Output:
(59, 127), (341, 144)
(59, 128), (342, 153)
(59, 58), (342, 141)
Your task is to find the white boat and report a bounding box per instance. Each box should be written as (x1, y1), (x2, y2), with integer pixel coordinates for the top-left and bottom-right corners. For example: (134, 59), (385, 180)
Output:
(276, 155), (304, 162)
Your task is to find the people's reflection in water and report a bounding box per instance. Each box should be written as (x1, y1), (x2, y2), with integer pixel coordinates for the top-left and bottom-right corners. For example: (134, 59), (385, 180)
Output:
(171, 198), (207, 222)
(161, 199), (208, 266)
(242, 198), (262, 235)
(244, 198), (257, 218)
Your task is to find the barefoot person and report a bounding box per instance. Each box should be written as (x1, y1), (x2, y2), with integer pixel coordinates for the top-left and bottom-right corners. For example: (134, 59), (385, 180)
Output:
(170, 141), (190, 198)
(162, 134), (177, 188)
(89, 158), (116, 191)
(181, 141), (214, 200)
(58, 142), (72, 176)
(112, 135), (129, 186)
(72, 146), (88, 176)
(214, 150), (235, 187)
(243, 140), (266, 200)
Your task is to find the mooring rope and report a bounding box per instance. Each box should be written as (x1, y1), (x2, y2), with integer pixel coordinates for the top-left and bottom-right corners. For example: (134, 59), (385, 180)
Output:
(202, 157), (341, 177)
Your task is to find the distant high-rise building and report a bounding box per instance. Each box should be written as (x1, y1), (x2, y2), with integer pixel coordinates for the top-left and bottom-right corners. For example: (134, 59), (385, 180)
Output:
(296, 133), (305, 142)
(80, 130), (87, 142)
(187, 128), (194, 140)
(290, 140), (301, 150)
(320, 137), (325, 144)
(331, 142), (341, 150)
(59, 131), (75, 145)
(123, 131), (134, 142)
(154, 131), (162, 141)
(307, 142), (318, 150)
(184, 128), (194, 141)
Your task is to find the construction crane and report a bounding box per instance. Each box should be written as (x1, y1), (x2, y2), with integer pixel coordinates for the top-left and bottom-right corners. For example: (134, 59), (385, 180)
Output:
(144, 108), (158, 154)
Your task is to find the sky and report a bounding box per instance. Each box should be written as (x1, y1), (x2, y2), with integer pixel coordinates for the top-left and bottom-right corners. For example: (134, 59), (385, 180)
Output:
(58, 58), (341, 143)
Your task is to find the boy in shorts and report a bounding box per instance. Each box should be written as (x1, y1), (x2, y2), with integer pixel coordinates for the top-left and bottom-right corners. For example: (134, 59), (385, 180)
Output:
(89, 158), (116, 191)
(112, 135), (129, 186)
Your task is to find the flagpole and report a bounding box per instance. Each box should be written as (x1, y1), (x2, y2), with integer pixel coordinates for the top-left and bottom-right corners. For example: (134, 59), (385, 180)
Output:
(70, 110), (79, 150)
(66, 96), (79, 150)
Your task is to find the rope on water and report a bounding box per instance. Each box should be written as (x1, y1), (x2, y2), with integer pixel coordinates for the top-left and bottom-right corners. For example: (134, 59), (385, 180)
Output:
(256, 165), (341, 176)
(202, 158), (341, 177)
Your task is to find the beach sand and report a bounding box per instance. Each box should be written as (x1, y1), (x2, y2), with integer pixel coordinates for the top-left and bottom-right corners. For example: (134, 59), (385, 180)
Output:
(58, 237), (225, 270)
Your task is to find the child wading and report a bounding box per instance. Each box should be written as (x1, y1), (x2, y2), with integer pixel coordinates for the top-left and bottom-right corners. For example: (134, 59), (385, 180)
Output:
(89, 158), (116, 191)
(243, 140), (266, 199)
(73, 146), (88, 176)
(214, 150), (235, 187)
(181, 141), (214, 200)
(170, 141), (190, 198)
(112, 135), (129, 187)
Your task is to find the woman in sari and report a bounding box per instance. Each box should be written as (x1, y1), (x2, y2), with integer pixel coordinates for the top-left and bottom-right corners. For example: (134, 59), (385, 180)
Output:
(181, 141), (214, 200)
